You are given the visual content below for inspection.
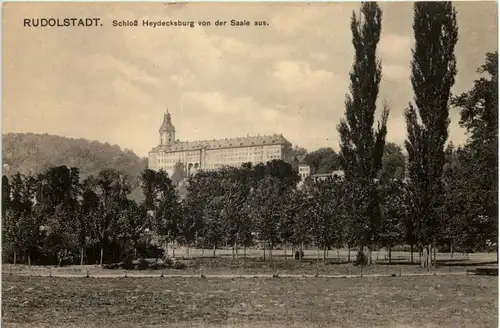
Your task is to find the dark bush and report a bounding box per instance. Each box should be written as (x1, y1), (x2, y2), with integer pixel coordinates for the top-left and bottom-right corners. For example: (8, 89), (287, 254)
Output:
(138, 259), (149, 270)
(173, 261), (187, 270)
(354, 250), (368, 266)
(294, 250), (305, 260)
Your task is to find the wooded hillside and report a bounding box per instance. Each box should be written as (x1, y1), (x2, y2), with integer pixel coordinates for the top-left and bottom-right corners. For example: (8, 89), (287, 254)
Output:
(2, 133), (147, 189)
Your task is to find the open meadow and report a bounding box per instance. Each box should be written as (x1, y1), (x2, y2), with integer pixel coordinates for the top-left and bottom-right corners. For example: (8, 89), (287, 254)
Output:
(2, 274), (498, 328)
(4, 249), (497, 278)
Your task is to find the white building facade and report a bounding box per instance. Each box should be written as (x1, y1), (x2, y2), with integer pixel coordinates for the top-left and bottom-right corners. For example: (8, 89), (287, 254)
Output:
(148, 110), (294, 177)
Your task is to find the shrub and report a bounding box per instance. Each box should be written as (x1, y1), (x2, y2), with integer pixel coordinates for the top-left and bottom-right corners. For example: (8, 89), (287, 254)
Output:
(354, 250), (368, 266)
(138, 259), (149, 270)
(173, 261), (186, 270)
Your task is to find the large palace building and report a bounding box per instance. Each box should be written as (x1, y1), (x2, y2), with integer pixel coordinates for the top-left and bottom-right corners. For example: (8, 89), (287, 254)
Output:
(148, 110), (294, 177)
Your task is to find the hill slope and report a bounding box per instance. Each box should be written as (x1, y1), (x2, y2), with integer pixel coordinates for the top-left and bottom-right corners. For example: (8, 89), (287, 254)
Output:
(2, 133), (148, 192)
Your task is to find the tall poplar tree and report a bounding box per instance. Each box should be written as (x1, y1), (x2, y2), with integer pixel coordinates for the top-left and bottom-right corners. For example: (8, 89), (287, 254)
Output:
(337, 2), (389, 265)
(2, 175), (11, 219)
(404, 2), (458, 268)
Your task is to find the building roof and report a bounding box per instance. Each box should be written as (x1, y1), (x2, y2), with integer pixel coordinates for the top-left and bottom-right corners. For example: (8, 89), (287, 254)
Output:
(159, 111), (175, 133)
(311, 170), (345, 179)
(150, 134), (292, 153)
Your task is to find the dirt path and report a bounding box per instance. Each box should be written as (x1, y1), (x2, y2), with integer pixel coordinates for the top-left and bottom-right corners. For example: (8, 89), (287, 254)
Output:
(8, 271), (470, 279)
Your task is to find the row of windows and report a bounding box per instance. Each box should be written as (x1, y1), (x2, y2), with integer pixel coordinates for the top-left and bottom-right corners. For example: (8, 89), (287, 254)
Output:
(155, 146), (283, 159)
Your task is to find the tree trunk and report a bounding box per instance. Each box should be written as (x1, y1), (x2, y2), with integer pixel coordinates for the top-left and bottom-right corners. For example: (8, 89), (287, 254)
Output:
(348, 248), (351, 263)
(496, 243), (499, 263)
(80, 247), (84, 266)
(269, 242), (274, 264)
(337, 247), (340, 262)
(316, 247), (320, 275)
(201, 246), (205, 256)
(421, 245), (432, 269)
(13, 250), (17, 265)
(284, 244), (288, 269)
(323, 246), (327, 261)
(172, 244), (175, 258)
(212, 244), (216, 257)
(100, 246), (104, 268)
(388, 245), (392, 264)
(232, 243), (235, 259)
(450, 242), (454, 259)
(235, 241), (238, 260)
(299, 243), (304, 260)
(28, 254), (31, 266)
(263, 243), (266, 261)
(410, 244), (414, 264)
(433, 245), (437, 265)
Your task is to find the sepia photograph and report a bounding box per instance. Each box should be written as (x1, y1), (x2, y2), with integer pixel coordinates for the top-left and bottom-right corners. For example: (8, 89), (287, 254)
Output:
(2, 1), (498, 328)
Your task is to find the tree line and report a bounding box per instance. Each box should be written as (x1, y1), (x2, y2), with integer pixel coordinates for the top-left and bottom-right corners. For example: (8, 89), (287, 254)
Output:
(2, 2), (497, 268)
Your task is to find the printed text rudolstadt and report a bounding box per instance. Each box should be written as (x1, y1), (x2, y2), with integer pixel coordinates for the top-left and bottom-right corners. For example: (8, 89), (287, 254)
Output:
(24, 18), (102, 27)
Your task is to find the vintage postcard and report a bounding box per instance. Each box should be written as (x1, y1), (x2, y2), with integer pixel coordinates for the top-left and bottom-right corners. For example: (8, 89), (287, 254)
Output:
(2, 1), (498, 328)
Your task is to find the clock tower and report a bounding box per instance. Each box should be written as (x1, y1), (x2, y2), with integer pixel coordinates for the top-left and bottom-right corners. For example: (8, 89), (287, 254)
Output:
(159, 108), (176, 146)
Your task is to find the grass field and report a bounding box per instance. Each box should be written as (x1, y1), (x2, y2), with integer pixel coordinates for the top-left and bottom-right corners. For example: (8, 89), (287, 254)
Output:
(2, 275), (498, 328)
(4, 250), (497, 277)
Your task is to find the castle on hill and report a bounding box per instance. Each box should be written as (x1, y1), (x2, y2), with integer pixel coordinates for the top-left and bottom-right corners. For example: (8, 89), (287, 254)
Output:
(148, 109), (294, 177)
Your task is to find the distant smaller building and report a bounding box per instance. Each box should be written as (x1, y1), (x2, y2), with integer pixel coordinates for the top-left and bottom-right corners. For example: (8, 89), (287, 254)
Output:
(298, 164), (311, 180)
(310, 170), (345, 182)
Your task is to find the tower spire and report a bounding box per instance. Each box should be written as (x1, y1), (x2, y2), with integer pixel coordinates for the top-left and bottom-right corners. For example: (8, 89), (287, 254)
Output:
(159, 107), (176, 146)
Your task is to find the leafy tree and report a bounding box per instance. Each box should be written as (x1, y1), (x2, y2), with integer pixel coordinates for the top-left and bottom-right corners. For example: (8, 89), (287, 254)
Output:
(171, 161), (188, 187)
(202, 195), (225, 257)
(451, 51), (498, 257)
(119, 200), (149, 260)
(2, 175), (11, 219)
(44, 204), (79, 266)
(153, 170), (181, 257)
(290, 145), (308, 163)
(379, 142), (406, 181)
(249, 176), (284, 262)
(337, 2), (389, 265)
(378, 179), (406, 263)
(86, 169), (131, 267)
(303, 148), (340, 174)
(139, 169), (160, 211)
(3, 174), (40, 265)
(265, 159), (301, 189)
(34, 166), (81, 264)
(404, 1), (458, 268)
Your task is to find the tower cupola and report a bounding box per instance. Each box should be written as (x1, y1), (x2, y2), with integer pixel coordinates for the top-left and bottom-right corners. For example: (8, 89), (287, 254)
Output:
(159, 108), (176, 146)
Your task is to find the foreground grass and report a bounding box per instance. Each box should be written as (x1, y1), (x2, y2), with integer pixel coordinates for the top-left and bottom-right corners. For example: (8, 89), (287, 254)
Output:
(2, 275), (497, 328)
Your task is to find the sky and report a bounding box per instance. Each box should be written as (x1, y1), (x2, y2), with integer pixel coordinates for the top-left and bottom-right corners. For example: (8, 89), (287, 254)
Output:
(3, 2), (498, 157)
